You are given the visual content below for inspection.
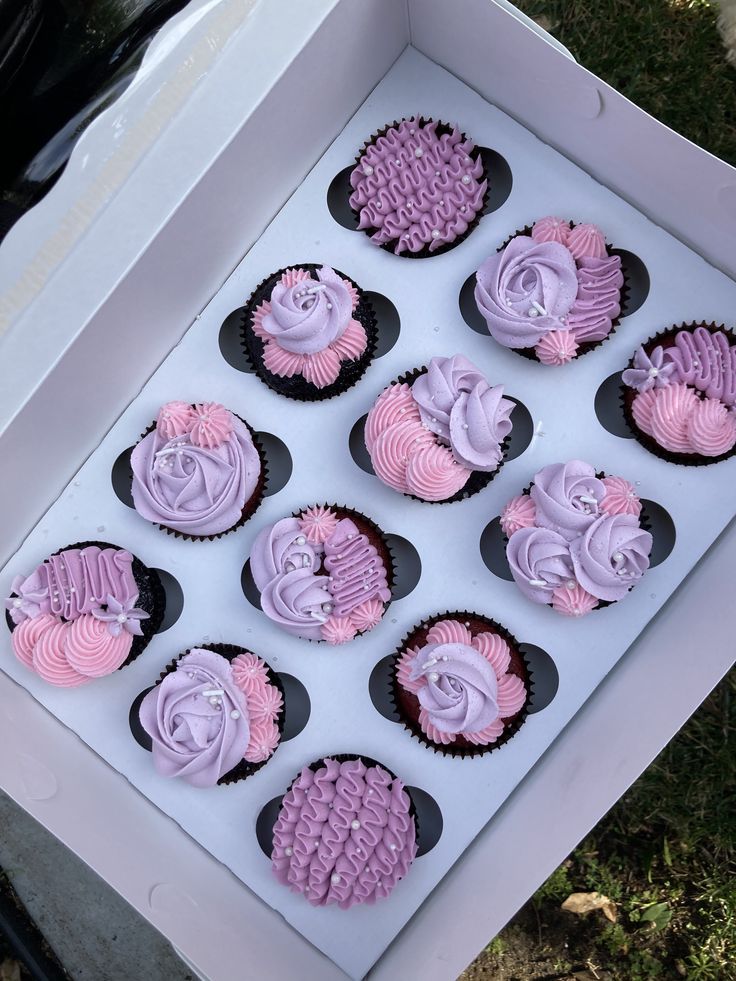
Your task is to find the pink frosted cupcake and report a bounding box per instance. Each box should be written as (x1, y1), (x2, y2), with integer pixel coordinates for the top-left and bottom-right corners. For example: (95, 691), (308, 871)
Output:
(364, 354), (516, 503)
(622, 323), (736, 465)
(475, 218), (626, 364)
(391, 612), (530, 756)
(241, 264), (377, 401)
(132, 643), (284, 787)
(249, 505), (393, 644)
(5, 541), (164, 688)
(501, 460), (653, 617)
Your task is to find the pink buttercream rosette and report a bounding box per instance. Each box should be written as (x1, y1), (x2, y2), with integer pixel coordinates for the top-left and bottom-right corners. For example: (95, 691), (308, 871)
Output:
(390, 612), (531, 757)
(242, 264), (377, 402)
(621, 322), (736, 466)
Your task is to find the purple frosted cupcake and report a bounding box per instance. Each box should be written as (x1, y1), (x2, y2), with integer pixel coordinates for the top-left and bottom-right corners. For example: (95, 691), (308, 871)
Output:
(474, 218), (625, 364)
(271, 755), (417, 908)
(130, 401), (266, 540)
(349, 116), (488, 257)
(501, 460), (653, 616)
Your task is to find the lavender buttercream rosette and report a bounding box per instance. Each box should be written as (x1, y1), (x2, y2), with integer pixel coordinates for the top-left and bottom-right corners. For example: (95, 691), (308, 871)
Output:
(474, 218), (624, 365)
(502, 460), (652, 616)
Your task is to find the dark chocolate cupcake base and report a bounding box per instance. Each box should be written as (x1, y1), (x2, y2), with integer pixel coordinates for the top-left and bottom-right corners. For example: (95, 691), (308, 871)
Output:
(241, 264), (378, 402)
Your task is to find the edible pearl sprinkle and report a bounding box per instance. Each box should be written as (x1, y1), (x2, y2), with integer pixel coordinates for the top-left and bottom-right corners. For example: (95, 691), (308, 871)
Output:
(230, 710), (240, 720)
(613, 552), (624, 562)
(296, 536), (305, 545)
(331, 874), (341, 884)
(351, 820), (361, 830)
(429, 671), (440, 683)
(567, 580), (576, 590)
(414, 147), (423, 157)
(431, 229), (440, 238)
(116, 613), (127, 623)
(462, 174), (471, 184)
(285, 847), (293, 856)
(363, 165), (373, 175)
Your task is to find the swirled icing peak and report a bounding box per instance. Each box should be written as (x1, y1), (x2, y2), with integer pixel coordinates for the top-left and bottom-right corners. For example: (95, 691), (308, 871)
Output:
(531, 217), (571, 245)
(530, 460), (606, 541)
(567, 223), (606, 259)
(349, 117), (486, 255)
(139, 648), (250, 788)
(272, 757), (417, 908)
(411, 355), (514, 471)
(250, 509), (391, 642)
(131, 404), (261, 537)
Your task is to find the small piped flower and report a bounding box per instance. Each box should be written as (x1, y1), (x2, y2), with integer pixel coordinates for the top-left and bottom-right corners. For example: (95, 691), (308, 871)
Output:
(535, 328), (578, 365)
(298, 505), (339, 545)
(349, 598), (385, 632)
(157, 401), (195, 439)
(531, 216), (571, 246)
(622, 345), (677, 393)
(600, 476), (642, 517)
(567, 223), (606, 260)
(188, 403), (234, 449)
(90, 594), (149, 637)
(244, 718), (281, 763)
(321, 616), (357, 645)
(231, 652), (270, 694)
(500, 495), (537, 537)
(551, 582), (598, 617)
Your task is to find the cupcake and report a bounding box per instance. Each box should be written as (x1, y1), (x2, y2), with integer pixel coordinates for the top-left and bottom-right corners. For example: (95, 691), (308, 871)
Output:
(130, 401), (265, 540)
(349, 116), (488, 257)
(501, 460), (653, 616)
(5, 542), (164, 687)
(249, 505), (393, 644)
(391, 613), (529, 755)
(621, 323), (736, 465)
(271, 755), (417, 908)
(133, 644), (283, 788)
(474, 218), (625, 364)
(241, 264), (377, 401)
(364, 354), (515, 502)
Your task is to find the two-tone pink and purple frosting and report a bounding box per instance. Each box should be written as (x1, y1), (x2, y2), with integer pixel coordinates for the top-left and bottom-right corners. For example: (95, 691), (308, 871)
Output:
(501, 461), (652, 616)
(272, 757), (416, 908)
(365, 354), (514, 502)
(250, 267), (368, 389)
(349, 116), (486, 255)
(474, 218), (624, 364)
(6, 545), (150, 686)
(138, 647), (283, 788)
(622, 326), (736, 458)
(250, 506), (391, 644)
(131, 401), (262, 537)
(395, 618), (527, 747)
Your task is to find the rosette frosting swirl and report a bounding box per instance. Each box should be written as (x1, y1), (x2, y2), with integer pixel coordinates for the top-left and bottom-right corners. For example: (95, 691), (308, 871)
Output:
(411, 355), (514, 471)
(262, 266), (353, 355)
(530, 460), (606, 540)
(506, 527), (575, 604)
(474, 237), (578, 348)
(272, 757), (417, 908)
(570, 514), (652, 601)
(131, 404), (261, 537)
(139, 649), (250, 788)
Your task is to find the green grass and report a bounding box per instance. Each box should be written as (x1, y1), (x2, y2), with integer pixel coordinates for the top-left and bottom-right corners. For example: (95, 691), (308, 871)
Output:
(515, 0), (736, 166)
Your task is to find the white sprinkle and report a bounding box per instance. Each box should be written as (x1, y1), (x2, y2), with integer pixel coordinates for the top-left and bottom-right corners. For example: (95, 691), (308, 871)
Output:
(431, 229), (440, 239)
(363, 165), (373, 176)
(529, 579), (547, 587)
(331, 873), (341, 884)
(531, 300), (547, 316)
(613, 552), (624, 562)
(579, 495), (598, 505)
(231, 710), (240, 720)
(296, 536), (306, 546)
(566, 580), (576, 590)
(351, 820), (361, 830)
(429, 671), (440, 683)
(462, 174), (471, 185)
(202, 689), (225, 698)
(414, 148), (423, 158)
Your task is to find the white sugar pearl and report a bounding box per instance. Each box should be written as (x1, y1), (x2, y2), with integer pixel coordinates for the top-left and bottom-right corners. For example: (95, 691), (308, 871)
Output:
(390, 843), (397, 851)
(230, 710), (240, 720)
(285, 846), (293, 856)
(351, 820), (361, 830)
(116, 613), (127, 623)
(331, 873), (341, 884)
(296, 536), (306, 545)
(363, 165), (373, 175)
(429, 672), (439, 683)
(566, 580), (576, 590)
(442, 655), (449, 662)
(414, 147), (423, 157)
(528, 308), (539, 318)
(13, 598), (21, 608)
(613, 552), (623, 562)
(326, 303), (332, 310)
(649, 367), (658, 377)
(462, 174), (471, 184)
(431, 229), (440, 238)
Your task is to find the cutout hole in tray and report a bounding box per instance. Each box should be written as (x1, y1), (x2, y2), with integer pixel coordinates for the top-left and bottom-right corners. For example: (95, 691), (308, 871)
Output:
(219, 309), (252, 372)
(111, 446), (135, 508)
(595, 372), (632, 439)
(506, 398), (533, 461)
(612, 248), (650, 316)
(480, 517), (513, 581)
(278, 673), (310, 741)
(521, 644), (559, 713)
(256, 432), (292, 496)
(365, 291), (400, 358)
(385, 534), (421, 600)
(150, 568), (184, 632)
(459, 270), (488, 336)
(369, 655), (398, 723)
(241, 560), (262, 611)
(349, 414), (374, 475)
(642, 499), (676, 567)
(478, 146), (513, 215)
(327, 166), (359, 231)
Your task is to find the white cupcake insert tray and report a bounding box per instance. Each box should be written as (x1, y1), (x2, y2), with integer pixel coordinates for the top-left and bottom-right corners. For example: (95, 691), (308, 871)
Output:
(3, 49), (736, 980)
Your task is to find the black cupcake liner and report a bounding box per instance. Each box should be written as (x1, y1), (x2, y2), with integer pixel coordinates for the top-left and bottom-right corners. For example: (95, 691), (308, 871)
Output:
(254, 503), (395, 645)
(349, 117), (489, 259)
(5, 540), (165, 670)
(620, 321), (736, 468)
(367, 365), (514, 505)
(131, 642), (286, 786)
(501, 472), (653, 614)
(240, 264), (378, 402)
(389, 610), (532, 759)
(483, 221), (630, 364)
(130, 409), (268, 541)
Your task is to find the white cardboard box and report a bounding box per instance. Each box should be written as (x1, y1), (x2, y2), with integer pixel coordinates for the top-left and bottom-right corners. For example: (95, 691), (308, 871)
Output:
(0, 2), (735, 979)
